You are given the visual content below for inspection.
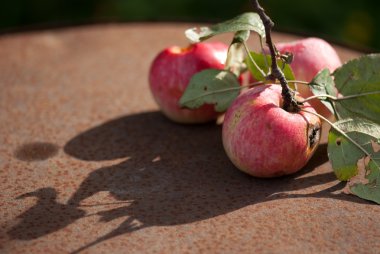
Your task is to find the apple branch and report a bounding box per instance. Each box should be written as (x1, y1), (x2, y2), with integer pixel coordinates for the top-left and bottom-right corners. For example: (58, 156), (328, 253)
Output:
(252, 0), (300, 112)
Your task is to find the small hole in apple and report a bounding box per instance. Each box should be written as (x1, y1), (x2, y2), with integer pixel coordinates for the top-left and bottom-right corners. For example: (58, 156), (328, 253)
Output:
(203, 86), (208, 91)
(336, 138), (342, 146)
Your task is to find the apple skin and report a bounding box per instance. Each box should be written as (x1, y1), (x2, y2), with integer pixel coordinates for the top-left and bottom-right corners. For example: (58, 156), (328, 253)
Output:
(276, 37), (342, 118)
(222, 84), (321, 178)
(149, 42), (229, 123)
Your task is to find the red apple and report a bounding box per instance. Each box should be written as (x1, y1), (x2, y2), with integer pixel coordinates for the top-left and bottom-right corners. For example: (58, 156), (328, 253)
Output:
(222, 84), (321, 177)
(276, 37), (342, 118)
(149, 42), (229, 123)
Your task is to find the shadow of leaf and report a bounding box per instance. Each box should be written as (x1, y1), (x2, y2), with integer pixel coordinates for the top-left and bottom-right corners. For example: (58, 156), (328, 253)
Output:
(9, 111), (368, 253)
(7, 188), (85, 240)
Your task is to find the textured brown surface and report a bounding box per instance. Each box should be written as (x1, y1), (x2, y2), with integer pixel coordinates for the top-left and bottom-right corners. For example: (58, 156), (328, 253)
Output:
(1, 23), (379, 254)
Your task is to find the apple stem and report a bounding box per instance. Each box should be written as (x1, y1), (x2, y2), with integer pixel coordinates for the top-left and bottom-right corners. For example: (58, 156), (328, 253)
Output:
(252, 0), (300, 112)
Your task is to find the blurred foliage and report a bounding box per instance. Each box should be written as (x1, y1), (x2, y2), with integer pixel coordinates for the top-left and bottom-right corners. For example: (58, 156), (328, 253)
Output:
(1, 0), (379, 51)
(263, 0), (379, 52)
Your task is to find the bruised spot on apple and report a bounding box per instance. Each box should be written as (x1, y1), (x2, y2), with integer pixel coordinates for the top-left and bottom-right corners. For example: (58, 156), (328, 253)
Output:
(276, 37), (342, 118)
(149, 42), (229, 123)
(222, 84), (321, 178)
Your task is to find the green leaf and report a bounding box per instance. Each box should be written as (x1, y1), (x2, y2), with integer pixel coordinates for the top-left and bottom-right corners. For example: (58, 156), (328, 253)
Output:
(328, 130), (362, 180)
(351, 157), (380, 204)
(333, 54), (380, 124)
(179, 69), (240, 112)
(308, 68), (337, 114)
(245, 52), (295, 84)
(366, 159), (380, 182)
(350, 179), (380, 204)
(185, 12), (265, 43)
(327, 118), (380, 181)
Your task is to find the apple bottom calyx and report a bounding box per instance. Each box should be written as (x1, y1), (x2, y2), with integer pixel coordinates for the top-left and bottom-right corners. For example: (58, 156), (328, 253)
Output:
(222, 84), (321, 178)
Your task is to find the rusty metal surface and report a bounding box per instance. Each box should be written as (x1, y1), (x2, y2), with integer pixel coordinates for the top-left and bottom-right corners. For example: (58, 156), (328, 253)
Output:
(1, 23), (379, 254)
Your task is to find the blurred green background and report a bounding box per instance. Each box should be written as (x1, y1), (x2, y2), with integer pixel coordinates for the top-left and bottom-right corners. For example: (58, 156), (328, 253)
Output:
(1, 0), (379, 51)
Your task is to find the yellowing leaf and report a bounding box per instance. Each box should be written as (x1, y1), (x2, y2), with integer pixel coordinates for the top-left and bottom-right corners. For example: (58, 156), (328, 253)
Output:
(245, 52), (295, 85)
(327, 118), (380, 204)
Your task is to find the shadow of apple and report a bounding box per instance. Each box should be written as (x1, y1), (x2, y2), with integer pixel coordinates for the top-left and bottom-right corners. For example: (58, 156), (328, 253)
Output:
(9, 111), (365, 253)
